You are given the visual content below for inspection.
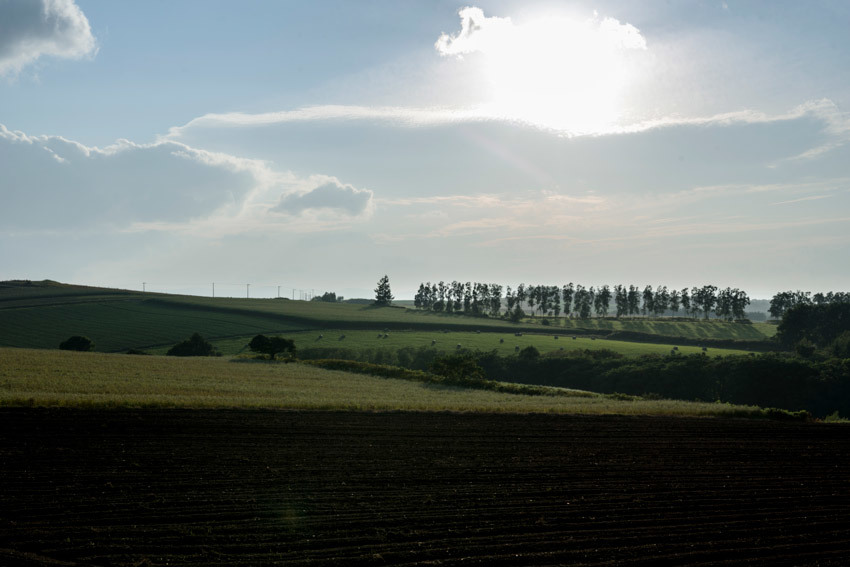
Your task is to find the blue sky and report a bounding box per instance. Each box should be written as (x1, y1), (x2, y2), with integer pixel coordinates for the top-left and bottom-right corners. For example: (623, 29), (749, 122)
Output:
(1, 0), (849, 299)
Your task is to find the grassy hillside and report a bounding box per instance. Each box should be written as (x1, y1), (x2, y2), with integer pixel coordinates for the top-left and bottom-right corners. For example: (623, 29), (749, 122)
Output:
(0, 280), (775, 353)
(0, 347), (768, 417)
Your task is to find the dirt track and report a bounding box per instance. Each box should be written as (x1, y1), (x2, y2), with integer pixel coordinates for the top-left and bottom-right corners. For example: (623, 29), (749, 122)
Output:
(2, 409), (849, 566)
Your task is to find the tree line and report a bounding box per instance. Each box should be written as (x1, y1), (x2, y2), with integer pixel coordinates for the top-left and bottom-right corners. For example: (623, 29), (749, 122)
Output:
(769, 290), (850, 319)
(414, 281), (751, 321)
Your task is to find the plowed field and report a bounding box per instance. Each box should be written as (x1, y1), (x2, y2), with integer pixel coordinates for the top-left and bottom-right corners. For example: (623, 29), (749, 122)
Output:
(1, 409), (849, 566)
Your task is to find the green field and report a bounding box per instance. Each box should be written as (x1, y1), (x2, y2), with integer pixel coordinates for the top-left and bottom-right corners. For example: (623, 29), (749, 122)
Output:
(0, 347), (767, 417)
(1, 281), (775, 354)
(191, 329), (754, 358)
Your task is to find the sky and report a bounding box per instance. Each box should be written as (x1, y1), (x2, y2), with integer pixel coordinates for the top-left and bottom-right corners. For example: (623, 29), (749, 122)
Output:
(1, 0), (849, 300)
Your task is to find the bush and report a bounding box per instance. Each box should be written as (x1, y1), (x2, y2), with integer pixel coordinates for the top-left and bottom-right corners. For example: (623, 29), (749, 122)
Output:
(166, 333), (220, 357)
(125, 348), (150, 355)
(828, 331), (850, 359)
(59, 335), (94, 352)
(429, 353), (485, 382)
(795, 339), (816, 358)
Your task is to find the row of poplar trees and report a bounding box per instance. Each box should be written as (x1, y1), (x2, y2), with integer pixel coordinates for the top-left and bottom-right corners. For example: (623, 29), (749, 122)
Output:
(414, 282), (751, 321)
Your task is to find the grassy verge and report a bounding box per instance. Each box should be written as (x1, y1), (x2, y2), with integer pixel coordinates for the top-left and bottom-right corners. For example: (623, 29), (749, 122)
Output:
(1, 347), (774, 417)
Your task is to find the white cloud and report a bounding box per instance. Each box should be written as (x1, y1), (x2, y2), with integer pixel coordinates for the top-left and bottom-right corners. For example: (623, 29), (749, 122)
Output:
(273, 179), (373, 216)
(435, 7), (645, 57)
(0, 123), (379, 240)
(434, 7), (514, 57)
(0, 0), (97, 76)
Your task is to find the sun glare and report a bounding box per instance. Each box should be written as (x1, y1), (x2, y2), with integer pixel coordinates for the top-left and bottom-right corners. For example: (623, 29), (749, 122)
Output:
(438, 9), (647, 135)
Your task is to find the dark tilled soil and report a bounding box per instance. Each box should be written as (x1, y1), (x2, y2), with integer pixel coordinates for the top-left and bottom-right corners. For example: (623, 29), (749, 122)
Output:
(1, 409), (849, 566)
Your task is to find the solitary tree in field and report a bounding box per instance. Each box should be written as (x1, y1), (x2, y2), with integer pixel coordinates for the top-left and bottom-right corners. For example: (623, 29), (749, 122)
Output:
(374, 275), (394, 306)
(249, 334), (296, 360)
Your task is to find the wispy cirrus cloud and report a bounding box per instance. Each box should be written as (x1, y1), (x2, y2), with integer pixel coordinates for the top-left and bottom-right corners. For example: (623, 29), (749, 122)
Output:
(166, 97), (850, 161)
(769, 195), (832, 206)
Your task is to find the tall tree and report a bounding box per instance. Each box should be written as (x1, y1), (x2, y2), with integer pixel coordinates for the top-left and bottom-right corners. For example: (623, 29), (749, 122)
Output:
(452, 281), (464, 312)
(680, 288), (690, 317)
(595, 285), (612, 317)
(614, 285), (628, 318)
(669, 289), (681, 316)
(505, 285), (516, 314)
(628, 285), (640, 316)
(489, 283), (503, 317)
(549, 286), (561, 317)
(374, 275), (394, 307)
(731, 288), (750, 320)
(527, 285), (537, 316)
(696, 285), (718, 319)
(654, 286), (669, 317)
(642, 285), (654, 316)
(562, 283), (574, 317)
(516, 284), (527, 313)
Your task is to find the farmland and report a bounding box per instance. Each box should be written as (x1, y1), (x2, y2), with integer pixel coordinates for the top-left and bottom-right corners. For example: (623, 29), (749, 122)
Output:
(1, 281), (848, 565)
(0, 347), (765, 417)
(2, 409), (849, 566)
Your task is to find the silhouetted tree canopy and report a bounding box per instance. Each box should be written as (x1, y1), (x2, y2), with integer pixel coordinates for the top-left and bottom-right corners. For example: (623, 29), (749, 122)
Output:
(249, 334), (296, 360)
(776, 303), (850, 351)
(59, 335), (94, 352)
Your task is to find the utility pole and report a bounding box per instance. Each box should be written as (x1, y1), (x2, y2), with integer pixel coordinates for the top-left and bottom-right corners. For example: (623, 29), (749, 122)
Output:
(277, 285), (281, 298)
(292, 288), (295, 300)
(212, 283), (215, 298)
(246, 284), (250, 299)
(142, 282), (146, 293)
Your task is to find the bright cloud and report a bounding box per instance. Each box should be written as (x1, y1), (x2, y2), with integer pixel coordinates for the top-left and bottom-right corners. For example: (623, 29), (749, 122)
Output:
(435, 7), (647, 134)
(0, 0), (97, 76)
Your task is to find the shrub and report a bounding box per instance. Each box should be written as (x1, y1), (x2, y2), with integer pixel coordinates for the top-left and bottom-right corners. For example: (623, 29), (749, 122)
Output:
(429, 353), (485, 382)
(125, 348), (150, 355)
(795, 339), (816, 358)
(59, 335), (94, 352)
(828, 331), (850, 359)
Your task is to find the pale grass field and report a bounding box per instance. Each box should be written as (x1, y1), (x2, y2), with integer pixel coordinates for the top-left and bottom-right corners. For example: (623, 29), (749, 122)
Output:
(0, 347), (765, 417)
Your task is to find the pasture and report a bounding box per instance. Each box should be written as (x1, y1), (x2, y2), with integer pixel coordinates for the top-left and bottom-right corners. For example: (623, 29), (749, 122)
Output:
(198, 329), (754, 358)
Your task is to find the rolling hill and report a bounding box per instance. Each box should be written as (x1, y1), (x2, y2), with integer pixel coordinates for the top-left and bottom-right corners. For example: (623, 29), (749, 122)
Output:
(0, 280), (776, 354)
